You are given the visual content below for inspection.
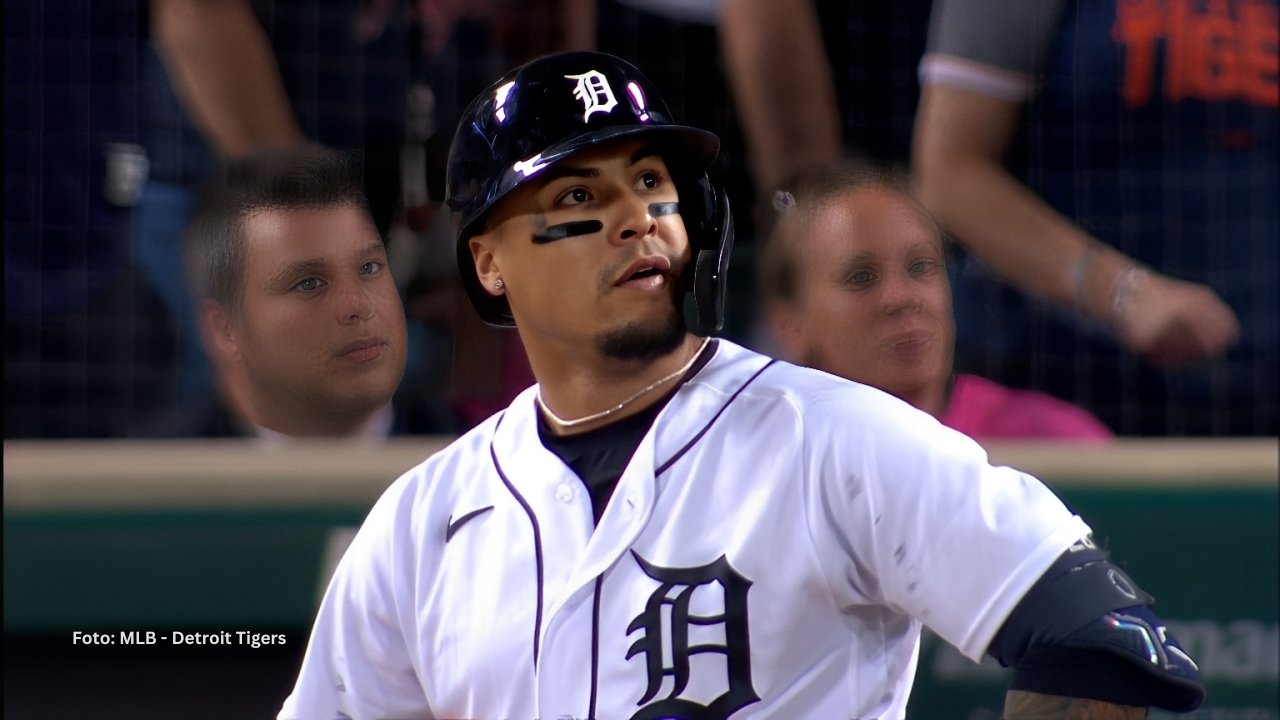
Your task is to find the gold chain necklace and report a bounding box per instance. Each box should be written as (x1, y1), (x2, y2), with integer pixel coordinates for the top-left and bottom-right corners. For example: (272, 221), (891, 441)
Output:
(536, 337), (711, 430)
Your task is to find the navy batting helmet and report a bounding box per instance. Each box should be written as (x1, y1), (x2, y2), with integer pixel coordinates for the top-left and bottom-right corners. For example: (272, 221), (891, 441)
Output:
(445, 51), (734, 336)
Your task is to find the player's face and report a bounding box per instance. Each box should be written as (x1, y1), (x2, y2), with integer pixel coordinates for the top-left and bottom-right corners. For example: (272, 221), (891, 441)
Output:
(783, 187), (954, 409)
(471, 138), (690, 361)
(229, 204), (407, 428)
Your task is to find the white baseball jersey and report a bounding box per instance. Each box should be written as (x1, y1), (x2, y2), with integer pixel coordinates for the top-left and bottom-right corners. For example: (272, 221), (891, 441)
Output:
(280, 340), (1090, 720)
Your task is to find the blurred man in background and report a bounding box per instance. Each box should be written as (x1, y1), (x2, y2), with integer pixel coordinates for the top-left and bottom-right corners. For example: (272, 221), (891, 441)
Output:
(183, 147), (407, 438)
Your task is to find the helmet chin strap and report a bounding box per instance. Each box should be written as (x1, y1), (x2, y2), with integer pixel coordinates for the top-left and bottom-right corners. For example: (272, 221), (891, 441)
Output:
(682, 185), (734, 337)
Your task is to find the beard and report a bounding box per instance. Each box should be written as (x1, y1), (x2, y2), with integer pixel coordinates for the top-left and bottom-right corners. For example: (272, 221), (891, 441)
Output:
(595, 307), (687, 362)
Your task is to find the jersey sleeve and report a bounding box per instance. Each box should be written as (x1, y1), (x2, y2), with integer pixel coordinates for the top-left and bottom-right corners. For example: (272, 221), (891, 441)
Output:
(918, 0), (1067, 101)
(809, 390), (1091, 661)
(278, 474), (432, 720)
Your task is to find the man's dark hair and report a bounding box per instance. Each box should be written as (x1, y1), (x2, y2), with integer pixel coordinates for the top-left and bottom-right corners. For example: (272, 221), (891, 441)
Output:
(183, 146), (373, 311)
(758, 160), (946, 303)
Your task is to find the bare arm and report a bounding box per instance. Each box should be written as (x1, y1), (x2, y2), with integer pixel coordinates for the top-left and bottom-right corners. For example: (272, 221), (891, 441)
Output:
(911, 82), (1240, 366)
(720, 0), (842, 203)
(1005, 690), (1146, 719)
(151, 0), (303, 159)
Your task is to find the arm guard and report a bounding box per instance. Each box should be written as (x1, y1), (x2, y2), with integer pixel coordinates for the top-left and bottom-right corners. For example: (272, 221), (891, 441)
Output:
(988, 538), (1205, 713)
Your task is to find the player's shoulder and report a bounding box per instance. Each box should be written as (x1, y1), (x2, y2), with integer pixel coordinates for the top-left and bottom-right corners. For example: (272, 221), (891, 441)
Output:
(700, 341), (974, 464)
(704, 340), (916, 418)
(333, 400), (527, 567)
(370, 404), (510, 509)
(693, 343), (992, 493)
(412, 407), (507, 478)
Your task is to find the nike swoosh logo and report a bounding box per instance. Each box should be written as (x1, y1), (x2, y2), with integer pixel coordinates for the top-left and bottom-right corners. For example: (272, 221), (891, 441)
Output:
(445, 506), (494, 543)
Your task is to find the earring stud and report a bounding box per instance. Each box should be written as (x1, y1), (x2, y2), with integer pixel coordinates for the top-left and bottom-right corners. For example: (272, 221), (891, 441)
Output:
(494, 279), (504, 290)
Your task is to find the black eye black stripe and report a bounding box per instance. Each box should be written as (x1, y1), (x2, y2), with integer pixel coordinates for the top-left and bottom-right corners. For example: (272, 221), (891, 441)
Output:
(533, 220), (603, 244)
(649, 202), (679, 217)
(530, 203), (678, 244)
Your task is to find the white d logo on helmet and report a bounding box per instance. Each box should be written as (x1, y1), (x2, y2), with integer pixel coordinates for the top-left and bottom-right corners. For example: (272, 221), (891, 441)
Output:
(565, 71), (618, 122)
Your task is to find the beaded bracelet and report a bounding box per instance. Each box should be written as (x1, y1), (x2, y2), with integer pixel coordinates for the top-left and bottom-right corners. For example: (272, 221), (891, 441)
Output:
(1111, 266), (1150, 325)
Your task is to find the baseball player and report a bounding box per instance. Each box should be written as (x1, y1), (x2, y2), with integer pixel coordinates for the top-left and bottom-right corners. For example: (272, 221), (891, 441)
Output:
(280, 51), (1204, 719)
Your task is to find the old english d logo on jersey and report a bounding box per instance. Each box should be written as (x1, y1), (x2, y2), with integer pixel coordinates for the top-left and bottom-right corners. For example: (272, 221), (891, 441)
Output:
(565, 70), (618, 121)
(625, 551), (759, 719)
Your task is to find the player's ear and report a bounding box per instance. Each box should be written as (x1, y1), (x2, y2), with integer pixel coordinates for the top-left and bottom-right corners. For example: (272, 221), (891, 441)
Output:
(469, 234), (504, 298)
(197, 298), (243, 362)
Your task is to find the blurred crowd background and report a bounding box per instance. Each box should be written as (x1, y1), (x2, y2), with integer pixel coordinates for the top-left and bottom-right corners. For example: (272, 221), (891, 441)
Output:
(5, 3), (1277, 718)
(5, 0), (1276, 440)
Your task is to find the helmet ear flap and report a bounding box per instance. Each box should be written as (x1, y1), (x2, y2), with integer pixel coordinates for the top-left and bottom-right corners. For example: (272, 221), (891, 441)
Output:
(681, 177), (734, 337)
